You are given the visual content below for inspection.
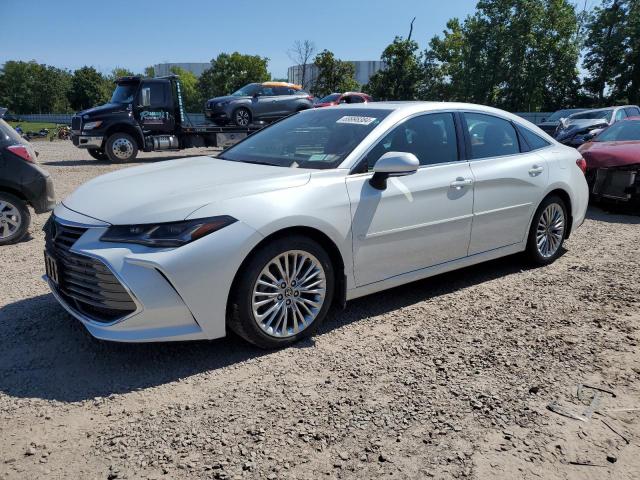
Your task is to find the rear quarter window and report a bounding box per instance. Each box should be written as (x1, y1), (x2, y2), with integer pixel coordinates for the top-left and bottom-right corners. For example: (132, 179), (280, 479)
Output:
(518, 126), (552, 151)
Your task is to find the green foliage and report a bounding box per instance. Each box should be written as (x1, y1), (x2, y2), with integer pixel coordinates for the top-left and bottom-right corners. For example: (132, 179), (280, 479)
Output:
(68, 66), (109, 111)
(0, 61), (72, 113)
(110, 67), (135, 81)
(144, 66), (156, 78)
(424, 0), (581, 111)
(169, 66), (203, 112)
(198, 52), (270, 99)
(311, 50), (359, 97)
(365, 37), (423, 100)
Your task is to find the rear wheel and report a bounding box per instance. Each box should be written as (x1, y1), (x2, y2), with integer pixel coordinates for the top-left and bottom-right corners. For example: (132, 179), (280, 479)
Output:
(0, 192), (30, 246)
(232, 108), (252, 127)
(526, 195), (568, 265)
(228, 236), (335, 349)
(87, 148), (108, 161)
(105, 133), (138, 163)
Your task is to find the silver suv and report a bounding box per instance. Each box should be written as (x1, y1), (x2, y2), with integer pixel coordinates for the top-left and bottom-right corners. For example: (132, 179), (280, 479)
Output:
(205, 82), (314, 126)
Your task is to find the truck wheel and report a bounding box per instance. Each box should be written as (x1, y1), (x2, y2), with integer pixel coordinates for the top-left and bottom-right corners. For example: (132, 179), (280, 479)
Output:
(0, 192), (30, 246)
(105, 133), (138, 163)
(87, 148), (108, 161)
(233, 108), (252, 127)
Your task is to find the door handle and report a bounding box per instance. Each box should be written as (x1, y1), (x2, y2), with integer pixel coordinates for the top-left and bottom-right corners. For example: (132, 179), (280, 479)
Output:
(529, 165), (544, 175)
(450, 178), (473, 190)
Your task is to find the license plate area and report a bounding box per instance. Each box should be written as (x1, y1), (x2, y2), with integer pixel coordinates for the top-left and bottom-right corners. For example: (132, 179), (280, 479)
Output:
(44, 251), (60, 286)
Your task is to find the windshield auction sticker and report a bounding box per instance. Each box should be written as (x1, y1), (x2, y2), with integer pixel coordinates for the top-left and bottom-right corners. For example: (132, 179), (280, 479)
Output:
(336, 116), (377, 125)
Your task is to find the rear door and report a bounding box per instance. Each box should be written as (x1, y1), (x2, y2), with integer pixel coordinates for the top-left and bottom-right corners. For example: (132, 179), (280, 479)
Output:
(463, 112), (548, 255)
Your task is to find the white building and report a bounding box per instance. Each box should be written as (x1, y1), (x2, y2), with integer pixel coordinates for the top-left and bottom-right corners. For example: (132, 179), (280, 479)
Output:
(288, 61), (386, 89)
(153, 62), (210, 78)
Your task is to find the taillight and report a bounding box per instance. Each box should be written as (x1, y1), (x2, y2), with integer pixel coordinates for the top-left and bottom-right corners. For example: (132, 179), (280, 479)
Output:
(7, 145), (34, 163)
(576, 157), (587, 174)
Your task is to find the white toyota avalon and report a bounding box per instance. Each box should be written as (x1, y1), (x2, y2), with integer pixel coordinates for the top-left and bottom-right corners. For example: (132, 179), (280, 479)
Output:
(44, 102), (589, 348)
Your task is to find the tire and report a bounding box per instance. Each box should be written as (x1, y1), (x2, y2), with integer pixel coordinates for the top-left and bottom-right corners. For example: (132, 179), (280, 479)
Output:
(526, 195), (568, 265)
(232, 108), (252, 127)
(105, 132), (138, 163)
(87, 148), (108, 161)
(0, 192), (30, 246)
(228, 235), (335, 349)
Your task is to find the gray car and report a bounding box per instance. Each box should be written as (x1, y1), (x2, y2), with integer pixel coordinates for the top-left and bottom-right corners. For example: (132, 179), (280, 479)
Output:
(205, 82), (314, 126)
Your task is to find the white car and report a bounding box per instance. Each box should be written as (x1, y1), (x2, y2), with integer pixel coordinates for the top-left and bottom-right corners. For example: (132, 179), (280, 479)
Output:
(44, 103), (589, 348)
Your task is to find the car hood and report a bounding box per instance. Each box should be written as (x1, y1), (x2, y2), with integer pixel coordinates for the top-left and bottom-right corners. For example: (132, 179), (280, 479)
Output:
(78, 103), (129, 117)
(208, 95), (242, 104)
(559, 118), (609, 132)
(62, 156), (311, 225)
(579, 141), (640, 169)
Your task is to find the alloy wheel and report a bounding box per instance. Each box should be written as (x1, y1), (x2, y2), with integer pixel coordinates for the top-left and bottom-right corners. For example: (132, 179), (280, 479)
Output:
(536, 203), (565, 258)
(0, 200), (22, 240)
(235, 110), (250, 126)
(112, 137), (134, 160)
(251, 250), (326, 338)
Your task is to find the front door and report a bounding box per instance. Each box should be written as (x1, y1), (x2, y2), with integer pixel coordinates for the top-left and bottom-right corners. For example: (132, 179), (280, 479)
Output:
(462, 112), (548, 255)
(347, 112), (474, 286)
(136, 81), (175, 134)
(251, 86), (278, 120)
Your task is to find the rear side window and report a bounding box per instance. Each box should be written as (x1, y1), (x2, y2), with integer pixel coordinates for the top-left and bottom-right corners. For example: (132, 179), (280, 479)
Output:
(464, 113), (519, 159)
(615, 109), (627, 121)
(624, 107), (640, 117)
(274, 86), (291, 95)
(367, 113), (459, 167)
(518, 126), (551, 151)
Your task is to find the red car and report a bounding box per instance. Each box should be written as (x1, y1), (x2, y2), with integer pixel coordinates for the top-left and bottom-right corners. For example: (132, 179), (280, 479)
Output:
(314, 92), (373, 108)
(578, 117), (640, 207)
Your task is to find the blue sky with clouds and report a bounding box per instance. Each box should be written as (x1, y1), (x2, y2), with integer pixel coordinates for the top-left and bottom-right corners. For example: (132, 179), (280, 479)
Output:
(2, 0), (480, 77)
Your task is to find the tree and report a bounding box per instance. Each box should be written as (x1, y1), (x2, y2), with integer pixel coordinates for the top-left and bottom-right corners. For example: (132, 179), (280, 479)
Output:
(110, 67), (135, 81)
(0, 61), (72, 113)
(423, 0), (581, 111)
(287, 40), (316, 89)
(365, 36), (423, 100)
(582, 0), (628, 104)
(616, 0), (640, 104)
(311, 50), (359, 97)
(169, 66), (202, 112)
(144, 66), (156, 78)
(198, 52), (270, 99)
(68, 66), (109, 110)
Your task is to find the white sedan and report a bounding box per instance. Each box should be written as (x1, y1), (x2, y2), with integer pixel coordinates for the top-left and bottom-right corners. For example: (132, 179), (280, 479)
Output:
(44, 102), (589, 348)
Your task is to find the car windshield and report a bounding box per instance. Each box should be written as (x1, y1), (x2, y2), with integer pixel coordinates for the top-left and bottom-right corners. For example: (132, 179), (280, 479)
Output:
(594, 120), (640, 142)
(219, 108), (391, 169)
(318, 94), (341, 103)
(232, 84), (260, 96)
(570, 109), (613, 122)
(111, 84), (138, 104)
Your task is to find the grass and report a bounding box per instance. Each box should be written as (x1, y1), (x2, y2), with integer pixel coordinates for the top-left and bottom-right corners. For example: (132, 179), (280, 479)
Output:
(6, 121), (62, 132)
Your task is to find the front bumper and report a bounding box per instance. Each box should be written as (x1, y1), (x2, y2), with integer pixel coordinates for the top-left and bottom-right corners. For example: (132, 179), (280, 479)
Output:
(72, 134), (104, 149)
(44, 205), (263, 342)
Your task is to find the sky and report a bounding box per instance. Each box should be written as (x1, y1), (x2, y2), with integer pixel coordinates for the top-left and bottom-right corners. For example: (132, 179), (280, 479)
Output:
(1, 0), (479, 78)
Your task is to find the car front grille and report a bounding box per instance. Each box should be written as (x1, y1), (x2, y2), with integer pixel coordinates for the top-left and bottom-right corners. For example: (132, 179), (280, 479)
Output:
(71, 116), (81, 132)
(44, 217), (137, 323)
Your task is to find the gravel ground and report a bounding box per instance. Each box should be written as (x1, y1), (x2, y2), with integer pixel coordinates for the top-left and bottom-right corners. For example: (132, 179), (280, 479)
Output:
(1, 140), (639, 480)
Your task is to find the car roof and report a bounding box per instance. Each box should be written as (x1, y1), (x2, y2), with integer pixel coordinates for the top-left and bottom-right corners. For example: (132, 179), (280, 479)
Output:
(262, 82), (303, 89)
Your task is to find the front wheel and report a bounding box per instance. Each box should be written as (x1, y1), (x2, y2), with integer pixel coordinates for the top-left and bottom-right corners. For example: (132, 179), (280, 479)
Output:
(526, 195), (568, 265)
(0, 192), (30, 246)
(232, 108), (252, 127)
(105, 133), (138, 163)
(87, 148), (108, 161)
(228, 236), (335, 349)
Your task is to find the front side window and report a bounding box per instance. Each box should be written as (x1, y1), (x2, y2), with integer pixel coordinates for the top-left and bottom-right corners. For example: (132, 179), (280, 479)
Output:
(465, 113), (519, 159)
(232, 84), (260, 96)
(366, 113), (459, 168)
(111, 83), (138, 104)
(220, 108), (391, 169)
(615, 109), (628, 121)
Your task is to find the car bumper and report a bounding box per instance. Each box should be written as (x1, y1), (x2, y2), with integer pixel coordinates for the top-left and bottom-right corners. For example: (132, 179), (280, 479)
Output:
(72, 134), (104, 149)
(32, 175), (56, 213)
(44, 205), (264, 342)
(204, 109), (230, 122)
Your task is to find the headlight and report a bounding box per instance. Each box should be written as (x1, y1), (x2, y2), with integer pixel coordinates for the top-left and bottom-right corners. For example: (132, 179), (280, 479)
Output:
(216, 101), (229, 108)
(83, 121), (103, 130)
(100, 216), (237, 247)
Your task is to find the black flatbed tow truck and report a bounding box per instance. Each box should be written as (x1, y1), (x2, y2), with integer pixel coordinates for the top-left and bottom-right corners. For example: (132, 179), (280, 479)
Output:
(71, 75), (264, 163)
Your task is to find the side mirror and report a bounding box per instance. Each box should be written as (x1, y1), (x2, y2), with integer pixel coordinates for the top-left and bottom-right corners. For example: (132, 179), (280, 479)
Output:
(140, 87), (151, 107)
(369, 151), (419, 190)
